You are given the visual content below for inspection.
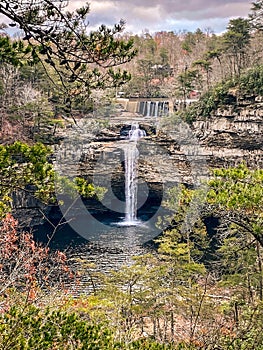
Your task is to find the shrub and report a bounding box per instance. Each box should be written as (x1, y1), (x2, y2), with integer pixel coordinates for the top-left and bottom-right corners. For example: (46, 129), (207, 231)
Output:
(0, 305), (119, 350)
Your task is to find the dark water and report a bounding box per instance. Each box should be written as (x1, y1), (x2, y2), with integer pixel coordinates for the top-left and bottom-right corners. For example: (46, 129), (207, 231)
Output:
(33, 203), (165, 294)
(34, 200), (164, 248)
(35, 216), (158, 295)
(69, 223), (154, 292)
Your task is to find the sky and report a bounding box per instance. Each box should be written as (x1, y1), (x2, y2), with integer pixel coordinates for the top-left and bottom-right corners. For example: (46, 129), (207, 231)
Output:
(68, 0), (252, 34)
(0, 0), (252, 36)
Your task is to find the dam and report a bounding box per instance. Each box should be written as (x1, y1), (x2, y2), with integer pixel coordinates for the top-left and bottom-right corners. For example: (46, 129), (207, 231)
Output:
(116, 97), (197, 117)
(116, 97), (173, 117)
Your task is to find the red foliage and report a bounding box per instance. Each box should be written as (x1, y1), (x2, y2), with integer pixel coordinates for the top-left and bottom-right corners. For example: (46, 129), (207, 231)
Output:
(0, 214), (76, 300)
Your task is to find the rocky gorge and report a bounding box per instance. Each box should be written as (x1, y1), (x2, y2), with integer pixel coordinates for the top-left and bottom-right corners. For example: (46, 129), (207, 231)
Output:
(7, 93), (262, 292)
(63, 94), (263, 199)
(12, 94), (263, 236)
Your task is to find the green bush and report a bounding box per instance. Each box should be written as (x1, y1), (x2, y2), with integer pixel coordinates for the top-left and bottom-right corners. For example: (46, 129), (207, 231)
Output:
(0, 141), (106, 217)
(0, 305), (119, 350)
(239, 65), (263, 95)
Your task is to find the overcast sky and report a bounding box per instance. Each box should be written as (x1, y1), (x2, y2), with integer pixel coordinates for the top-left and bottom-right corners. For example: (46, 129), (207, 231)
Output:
(0, 0), (252, 36)
(69, 0), (252, 34)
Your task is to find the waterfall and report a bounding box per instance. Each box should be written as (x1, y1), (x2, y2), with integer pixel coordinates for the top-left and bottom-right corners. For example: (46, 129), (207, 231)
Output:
(154, 101), (159, 117)
(137, 100), (169, 117)
(124, 123), (146, 224)
(146, 101), (151, 117)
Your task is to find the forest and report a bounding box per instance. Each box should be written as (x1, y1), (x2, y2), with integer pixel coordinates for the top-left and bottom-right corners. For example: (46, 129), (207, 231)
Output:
(0, 0), (263, 349)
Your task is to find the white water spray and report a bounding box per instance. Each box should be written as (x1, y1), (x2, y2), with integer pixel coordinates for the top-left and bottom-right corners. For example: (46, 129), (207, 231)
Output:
(124, 123), (146, 225)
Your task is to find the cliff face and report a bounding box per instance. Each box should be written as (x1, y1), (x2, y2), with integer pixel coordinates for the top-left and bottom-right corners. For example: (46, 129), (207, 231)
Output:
(72, 97), (262, 215)
(192, 96), (263, 168)
(53, 97), (263, 197)
(12, 189), (51, 228)
(12, 97), (262, 229)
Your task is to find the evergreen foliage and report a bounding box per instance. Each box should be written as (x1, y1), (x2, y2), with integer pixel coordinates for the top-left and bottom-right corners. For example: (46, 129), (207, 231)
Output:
(0, 35), (35, 66)
(207, 163), (263, 247)
(239, 64), (263, 95)
(0, 0), (137, 93)
(0, 305), (119, 350)
(223, 18), (251, 76)
(0, 142), (106, 218)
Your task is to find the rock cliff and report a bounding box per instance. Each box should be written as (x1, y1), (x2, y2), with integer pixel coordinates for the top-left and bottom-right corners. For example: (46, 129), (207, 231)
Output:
(69, 95), (262, 191)
(12, 96), (262, 232)
(193, 95), (263, 168)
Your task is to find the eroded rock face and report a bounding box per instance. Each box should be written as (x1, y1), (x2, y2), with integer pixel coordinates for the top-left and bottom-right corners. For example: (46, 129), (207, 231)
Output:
(192, 100), (263, 168)
(13, 98), (262, 229)
(56, 102), (262, 203)
(12, 188), (51, 228)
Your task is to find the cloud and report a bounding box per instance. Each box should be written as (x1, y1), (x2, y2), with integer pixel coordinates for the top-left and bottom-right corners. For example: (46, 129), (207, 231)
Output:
(67, 0), (251, 33)
(0, 0), (252, 35)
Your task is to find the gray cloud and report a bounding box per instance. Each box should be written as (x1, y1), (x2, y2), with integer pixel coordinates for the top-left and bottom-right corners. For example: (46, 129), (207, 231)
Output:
(0, 1), (252, 35)
(68, 0), (251, 33)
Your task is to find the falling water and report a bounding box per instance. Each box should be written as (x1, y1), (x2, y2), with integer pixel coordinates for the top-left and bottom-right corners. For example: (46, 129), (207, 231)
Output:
(146, 101), (151, 117)
(124, 123), (146, 225)
(154, 101), (159, 117)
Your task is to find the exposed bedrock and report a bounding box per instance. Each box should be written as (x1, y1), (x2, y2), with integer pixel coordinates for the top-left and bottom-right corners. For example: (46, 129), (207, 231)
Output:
(12, 97), (263, 230)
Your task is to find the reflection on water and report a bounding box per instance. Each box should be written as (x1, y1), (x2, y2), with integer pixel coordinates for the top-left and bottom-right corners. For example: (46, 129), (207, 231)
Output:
(76, 216), (158, 247)
(64, 222), (156, 295)
(34, 206), (163, 295)
(34, 214), (158, 291)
